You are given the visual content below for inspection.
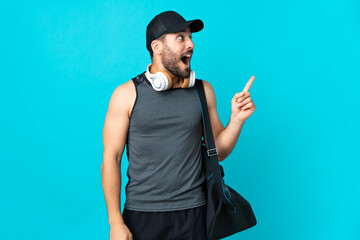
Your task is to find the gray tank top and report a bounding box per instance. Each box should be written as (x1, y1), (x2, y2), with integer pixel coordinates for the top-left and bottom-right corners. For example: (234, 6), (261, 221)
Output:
(124, 72), (206, 211)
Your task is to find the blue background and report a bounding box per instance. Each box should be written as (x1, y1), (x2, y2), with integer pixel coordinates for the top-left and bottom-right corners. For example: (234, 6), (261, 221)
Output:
(1, 0), (359, 239)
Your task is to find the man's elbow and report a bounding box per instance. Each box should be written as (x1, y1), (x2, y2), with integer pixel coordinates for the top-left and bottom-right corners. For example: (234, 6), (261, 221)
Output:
(217, 149), (229, 162)
(218, 155), (226, 162)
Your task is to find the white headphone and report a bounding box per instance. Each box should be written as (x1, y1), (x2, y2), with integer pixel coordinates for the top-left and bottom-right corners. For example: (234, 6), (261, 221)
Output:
(145, 64), (196, 91)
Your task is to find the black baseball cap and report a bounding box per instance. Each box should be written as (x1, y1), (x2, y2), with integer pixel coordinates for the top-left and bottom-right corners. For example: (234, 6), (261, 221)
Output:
(146, 11), (204, 50)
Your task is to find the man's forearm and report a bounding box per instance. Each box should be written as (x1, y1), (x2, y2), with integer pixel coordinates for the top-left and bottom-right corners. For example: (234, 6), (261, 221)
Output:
(101, 156), (124, 226)
(215, 117), (245, 161)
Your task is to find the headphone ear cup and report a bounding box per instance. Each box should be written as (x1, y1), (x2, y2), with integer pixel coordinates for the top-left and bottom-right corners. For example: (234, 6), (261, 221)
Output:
(180, 70), (196, 88)
(152, 72), (167, 91)
(189, 70), (196, 87)
(152, 71), (171, 91)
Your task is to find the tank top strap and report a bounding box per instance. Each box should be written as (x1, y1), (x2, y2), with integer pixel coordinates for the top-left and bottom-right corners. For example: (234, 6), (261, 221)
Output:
(131, 72), (146, 87)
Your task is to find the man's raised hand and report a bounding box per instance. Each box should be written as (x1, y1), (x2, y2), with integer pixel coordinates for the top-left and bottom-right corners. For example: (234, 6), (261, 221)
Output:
(231, 76), (256, 123)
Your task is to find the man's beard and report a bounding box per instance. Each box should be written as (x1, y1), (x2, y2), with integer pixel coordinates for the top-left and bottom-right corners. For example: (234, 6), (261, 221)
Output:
(162, 44), (191, 78)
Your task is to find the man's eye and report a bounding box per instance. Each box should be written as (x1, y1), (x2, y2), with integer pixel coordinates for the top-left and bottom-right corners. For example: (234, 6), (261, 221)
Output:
(177, 35), (184, 40)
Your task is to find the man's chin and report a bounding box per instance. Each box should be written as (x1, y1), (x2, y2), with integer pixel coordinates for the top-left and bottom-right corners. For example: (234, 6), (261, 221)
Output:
(183, 68), (191, 78)
(182, 73), (190, 78)
(164, 64), (191, 79)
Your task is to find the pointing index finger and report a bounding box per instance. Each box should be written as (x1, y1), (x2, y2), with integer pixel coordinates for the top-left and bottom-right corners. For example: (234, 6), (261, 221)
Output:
(243, 76), (255, 92)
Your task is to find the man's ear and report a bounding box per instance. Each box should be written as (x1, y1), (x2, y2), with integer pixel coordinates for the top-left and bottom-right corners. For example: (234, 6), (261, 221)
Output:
(151, 40), (163, 56)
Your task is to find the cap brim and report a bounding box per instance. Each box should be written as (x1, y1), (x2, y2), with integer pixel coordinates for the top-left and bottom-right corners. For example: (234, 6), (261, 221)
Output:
(166, 19), (204, 34)
(188, 19), (204, 32)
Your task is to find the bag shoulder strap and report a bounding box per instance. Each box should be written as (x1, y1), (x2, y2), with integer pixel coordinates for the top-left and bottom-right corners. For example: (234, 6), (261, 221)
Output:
(195, 80), (218, 156)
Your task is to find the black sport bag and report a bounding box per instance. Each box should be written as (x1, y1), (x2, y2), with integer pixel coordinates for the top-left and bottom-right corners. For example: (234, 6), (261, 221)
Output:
(195, 80), (257, 240)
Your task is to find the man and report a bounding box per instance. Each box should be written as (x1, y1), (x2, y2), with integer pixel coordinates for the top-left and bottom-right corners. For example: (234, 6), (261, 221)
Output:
(101, 11), (256, 240)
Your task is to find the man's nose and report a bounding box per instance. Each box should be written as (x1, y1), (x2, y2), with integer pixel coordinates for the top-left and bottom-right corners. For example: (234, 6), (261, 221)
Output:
(186, 38), (195, 50)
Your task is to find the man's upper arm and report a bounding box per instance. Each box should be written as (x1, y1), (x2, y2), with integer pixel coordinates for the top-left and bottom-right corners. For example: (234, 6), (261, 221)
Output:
(202, 80), (225, 140)
(102, 80), (136, 164)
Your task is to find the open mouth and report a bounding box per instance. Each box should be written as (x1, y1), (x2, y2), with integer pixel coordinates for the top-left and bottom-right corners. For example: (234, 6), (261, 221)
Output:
(181, 55), (191, 67)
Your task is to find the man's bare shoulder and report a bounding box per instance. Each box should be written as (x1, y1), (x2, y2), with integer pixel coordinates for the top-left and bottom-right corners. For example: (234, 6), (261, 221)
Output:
(108, 80), (136, 117)
(112, 80), (136, 98)
(201, 80), (216, 104)
(202, 80), (214, 91)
